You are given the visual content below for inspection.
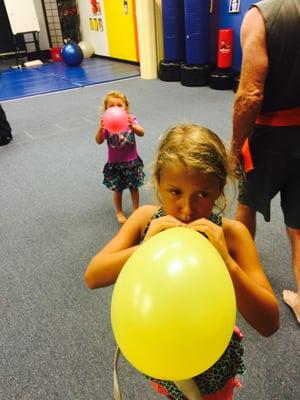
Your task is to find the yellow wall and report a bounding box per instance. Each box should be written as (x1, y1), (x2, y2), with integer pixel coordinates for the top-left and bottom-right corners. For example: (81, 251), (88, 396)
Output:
(103, 0), (138, 62)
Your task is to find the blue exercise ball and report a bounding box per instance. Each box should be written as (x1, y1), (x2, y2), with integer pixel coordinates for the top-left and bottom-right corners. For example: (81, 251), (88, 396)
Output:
(61, 41), (83, 67)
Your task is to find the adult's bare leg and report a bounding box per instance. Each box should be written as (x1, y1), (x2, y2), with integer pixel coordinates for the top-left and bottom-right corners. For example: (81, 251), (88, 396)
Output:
(236, 202), (257, 238)
(283, 226), (300, 323)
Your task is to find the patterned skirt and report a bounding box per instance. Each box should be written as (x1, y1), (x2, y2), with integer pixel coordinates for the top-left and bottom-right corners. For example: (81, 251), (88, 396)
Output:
(147, 327), (245, 400)
(103, 157), (145, 191)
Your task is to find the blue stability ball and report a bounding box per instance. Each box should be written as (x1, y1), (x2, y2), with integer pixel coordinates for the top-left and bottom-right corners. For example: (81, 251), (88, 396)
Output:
(61, 42), (83, 67)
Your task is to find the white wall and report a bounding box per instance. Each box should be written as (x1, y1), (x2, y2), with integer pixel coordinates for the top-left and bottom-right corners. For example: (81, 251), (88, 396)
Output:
(3, 0), (49, 51)
(77, 0), (109, 56)
(33, 0), (50, 50)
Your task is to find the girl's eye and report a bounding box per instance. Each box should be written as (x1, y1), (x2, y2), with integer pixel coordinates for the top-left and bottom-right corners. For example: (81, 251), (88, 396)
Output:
(198, 192), (208, 198)
(169, 189), (181, 196)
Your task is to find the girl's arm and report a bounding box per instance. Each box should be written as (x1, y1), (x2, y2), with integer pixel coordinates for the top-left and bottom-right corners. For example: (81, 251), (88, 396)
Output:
(95, 118), (106, 144)
(84, 207), (186, 289)
(224, 220), (279, 336)
(84, 206), (156, 289)
(188, 218), (279, 336)
(129, 115), (144, 137)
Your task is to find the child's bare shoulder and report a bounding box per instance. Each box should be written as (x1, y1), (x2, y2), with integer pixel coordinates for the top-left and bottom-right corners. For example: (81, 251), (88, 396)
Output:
(133, 205), (159, 220)
(129, 205), (159, 227)
(222, 217), (251, 240)
(223, 217), (248, 232)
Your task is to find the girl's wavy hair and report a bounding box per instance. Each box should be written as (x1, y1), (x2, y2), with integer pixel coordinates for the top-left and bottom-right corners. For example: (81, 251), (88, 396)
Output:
(151, 123), (232, 212)
(101, 90), (130, 112)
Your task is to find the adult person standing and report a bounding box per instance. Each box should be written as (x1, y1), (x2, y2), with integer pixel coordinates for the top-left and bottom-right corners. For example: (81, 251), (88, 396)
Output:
(230, 0), (300, 323)
(0, 104), (12, 146)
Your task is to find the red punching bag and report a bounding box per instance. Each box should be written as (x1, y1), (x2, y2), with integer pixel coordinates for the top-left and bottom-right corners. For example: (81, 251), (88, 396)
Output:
(217, 29), (234, 69)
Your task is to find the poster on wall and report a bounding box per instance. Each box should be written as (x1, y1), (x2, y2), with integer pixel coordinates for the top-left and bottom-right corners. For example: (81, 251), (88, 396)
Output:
(89, 18), (103, 32)
(229, 0), (240, 14)
(93, 18), (99, 31)
(89, 17), (94, 31)
(123, 0), (128, 15)
(90, 0), (101, 15)
(89, 1), (103, 31)
(229, 0), (240, 13)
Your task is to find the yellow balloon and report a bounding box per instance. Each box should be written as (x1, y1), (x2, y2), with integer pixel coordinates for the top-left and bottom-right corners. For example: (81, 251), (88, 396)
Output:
(111, 227), (236, 380)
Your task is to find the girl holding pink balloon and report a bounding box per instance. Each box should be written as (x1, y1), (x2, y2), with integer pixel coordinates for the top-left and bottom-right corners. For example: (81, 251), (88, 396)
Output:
(95, 90), (145, 224)
(85, 124), (279, 399)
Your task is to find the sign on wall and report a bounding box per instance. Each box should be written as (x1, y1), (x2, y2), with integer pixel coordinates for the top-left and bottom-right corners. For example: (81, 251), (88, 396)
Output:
(4, 0), (40, 34)
(229, 0), (240, 13)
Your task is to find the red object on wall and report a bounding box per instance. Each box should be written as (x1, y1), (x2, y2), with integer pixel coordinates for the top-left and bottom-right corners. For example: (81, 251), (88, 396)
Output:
(217, 29), (234, 68)
(90, 0), (98, 14)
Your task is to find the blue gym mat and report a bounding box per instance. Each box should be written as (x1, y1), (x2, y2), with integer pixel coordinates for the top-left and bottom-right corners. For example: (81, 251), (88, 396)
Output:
(0, 57), (140, 101)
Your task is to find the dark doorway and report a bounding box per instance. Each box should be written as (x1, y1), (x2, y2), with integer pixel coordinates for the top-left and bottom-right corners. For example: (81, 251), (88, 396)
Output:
(0, 0), (15, 54)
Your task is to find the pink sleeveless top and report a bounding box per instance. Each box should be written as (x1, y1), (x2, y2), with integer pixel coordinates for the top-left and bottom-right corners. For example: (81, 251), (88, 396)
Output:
(103, 115), (139, 163)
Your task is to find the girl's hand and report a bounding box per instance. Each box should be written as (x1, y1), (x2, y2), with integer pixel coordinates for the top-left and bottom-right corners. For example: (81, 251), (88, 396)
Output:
(129, 114), (144, 136)
(95, 117), (106, 144)
(188, 218), (231, 263)
(128, 114), (133, 129)
(100, 117), (104, 129)
(143, 215), (187, 242)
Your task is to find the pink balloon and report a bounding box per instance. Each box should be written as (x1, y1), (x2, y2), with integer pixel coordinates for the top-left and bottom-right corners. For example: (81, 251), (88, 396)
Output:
(103, 106), (129, 133)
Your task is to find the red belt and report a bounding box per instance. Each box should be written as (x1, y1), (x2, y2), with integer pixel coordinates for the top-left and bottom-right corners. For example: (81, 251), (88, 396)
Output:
(255, 106), (300, 126)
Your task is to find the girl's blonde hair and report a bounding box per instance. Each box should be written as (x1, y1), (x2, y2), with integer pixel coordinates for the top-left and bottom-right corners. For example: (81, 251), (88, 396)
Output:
(152, 123), (231, 210)
(102, 90), (130, 112)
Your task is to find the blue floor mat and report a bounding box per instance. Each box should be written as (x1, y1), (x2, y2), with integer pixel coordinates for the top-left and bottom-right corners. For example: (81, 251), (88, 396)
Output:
(0, 57), (140, 101)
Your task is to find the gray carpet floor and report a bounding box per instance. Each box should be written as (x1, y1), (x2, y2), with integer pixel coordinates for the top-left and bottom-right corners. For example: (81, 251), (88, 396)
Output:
(0, 78), (299, 400)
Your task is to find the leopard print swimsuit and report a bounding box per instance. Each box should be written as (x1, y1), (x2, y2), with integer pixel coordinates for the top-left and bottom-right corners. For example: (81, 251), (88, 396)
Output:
(142, 208), (245, 399)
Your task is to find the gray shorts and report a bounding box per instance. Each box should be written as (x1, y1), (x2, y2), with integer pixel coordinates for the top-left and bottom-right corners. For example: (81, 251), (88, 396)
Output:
(238, 125), (300, 228)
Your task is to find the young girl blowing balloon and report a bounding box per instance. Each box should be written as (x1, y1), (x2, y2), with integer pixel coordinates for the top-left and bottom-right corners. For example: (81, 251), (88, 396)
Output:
(85, 123), (279, 399)
(95, 90), (145, 224)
